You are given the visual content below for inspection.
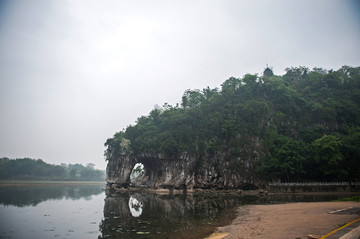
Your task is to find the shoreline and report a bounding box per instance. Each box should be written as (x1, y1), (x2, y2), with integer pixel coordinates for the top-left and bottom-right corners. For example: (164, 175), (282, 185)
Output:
(107, 184), (359, 196)
(207, 201), (360, 239)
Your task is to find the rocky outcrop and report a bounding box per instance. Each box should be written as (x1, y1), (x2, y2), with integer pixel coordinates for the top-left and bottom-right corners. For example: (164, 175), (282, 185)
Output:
(106, 152), (253, 190)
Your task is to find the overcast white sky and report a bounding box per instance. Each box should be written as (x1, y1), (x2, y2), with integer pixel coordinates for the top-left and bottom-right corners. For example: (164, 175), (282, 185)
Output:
(0, 0), (359, 170)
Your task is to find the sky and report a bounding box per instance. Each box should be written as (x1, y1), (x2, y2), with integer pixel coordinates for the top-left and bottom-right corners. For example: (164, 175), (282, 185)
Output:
(0, 0), (359, 170)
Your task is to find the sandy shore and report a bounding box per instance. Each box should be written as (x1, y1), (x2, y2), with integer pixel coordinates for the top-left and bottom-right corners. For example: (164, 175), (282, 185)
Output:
(207, 201), (360, 239)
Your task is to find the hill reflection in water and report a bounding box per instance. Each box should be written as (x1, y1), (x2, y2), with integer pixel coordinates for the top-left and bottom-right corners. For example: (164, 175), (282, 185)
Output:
(99, 191), (349, 239)
(100, 192), (254, 239)
(0, 184), (349, 239)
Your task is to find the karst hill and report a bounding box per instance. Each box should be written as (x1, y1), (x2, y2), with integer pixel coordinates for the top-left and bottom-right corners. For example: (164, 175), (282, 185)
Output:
(105, 66), (360, 190)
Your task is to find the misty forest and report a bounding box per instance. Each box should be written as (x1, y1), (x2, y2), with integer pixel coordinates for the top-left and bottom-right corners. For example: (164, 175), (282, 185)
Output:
(0, 157), (105, 181)
(105, 66), (360, 184)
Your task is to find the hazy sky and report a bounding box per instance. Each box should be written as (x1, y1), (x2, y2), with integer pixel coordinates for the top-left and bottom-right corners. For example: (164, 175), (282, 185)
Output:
(0, 0), (359, 169)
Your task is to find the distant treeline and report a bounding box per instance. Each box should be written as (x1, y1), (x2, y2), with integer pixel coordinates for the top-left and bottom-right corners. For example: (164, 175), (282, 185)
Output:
(0, 157), (105, 181)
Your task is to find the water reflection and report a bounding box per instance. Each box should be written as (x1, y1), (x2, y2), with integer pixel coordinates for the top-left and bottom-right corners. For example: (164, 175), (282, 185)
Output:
(0, 183), (350, 239)
(129, 196), (143, 217)
(0, 184), (104, 207)
(100, 192), (245, 239)
(99, 191), (351, 239)
(0, 183), (106, 239)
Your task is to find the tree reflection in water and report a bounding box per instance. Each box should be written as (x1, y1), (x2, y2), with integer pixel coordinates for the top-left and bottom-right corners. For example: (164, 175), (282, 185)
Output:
(0, 184), (104, 207)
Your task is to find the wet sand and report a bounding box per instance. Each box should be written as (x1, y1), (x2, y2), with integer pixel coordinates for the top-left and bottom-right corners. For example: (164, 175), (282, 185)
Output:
(207, 201), (360, 239)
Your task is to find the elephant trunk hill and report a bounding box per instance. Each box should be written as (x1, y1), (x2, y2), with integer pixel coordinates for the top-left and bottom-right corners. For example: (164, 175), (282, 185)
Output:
(105, 66), (360, 190)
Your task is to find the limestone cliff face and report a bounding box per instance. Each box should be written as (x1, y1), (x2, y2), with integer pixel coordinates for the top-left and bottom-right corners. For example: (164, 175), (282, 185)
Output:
(106, 152), (252, 190)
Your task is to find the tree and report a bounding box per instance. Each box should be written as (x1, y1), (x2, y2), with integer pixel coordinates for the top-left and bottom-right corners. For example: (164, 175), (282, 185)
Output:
(258, 136), (307, 181)
(181, 89), (205, 108)
(284, 66), (308, 83)
(341, 128), (360, 182)
(86, 163), (95, 169)
(312, 135), (347, 179)
(69, 168), (77, 178)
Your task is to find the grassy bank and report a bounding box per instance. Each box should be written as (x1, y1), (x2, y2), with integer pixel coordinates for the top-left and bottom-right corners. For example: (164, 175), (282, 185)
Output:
(334, 195), (360, 202)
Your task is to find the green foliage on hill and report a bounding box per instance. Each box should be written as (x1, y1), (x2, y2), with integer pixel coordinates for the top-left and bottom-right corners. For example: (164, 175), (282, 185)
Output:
(0, 158), (105, 181)
(105, 66), (360, 182)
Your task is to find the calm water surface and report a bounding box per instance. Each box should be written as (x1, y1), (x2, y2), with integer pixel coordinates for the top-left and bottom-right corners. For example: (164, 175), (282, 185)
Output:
(0, 183), (348, 239)
(0, 184), (105, 239)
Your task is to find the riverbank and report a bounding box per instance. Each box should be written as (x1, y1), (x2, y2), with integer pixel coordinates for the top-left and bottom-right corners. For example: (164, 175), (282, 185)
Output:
(207, 201), (360, 239)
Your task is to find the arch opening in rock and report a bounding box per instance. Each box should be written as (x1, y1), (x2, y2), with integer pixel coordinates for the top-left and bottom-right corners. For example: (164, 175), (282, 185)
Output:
(130, 163), (146, 186)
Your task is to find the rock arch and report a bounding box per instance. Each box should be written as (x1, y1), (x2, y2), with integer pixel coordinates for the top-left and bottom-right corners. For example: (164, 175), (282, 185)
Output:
(106, 153), (250, 190)
(129, 157), (166, 187)
(106, 154), (195, 190)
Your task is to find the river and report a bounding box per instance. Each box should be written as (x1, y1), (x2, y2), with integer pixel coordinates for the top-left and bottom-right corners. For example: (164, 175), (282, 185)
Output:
(0, 183), (348, 239)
